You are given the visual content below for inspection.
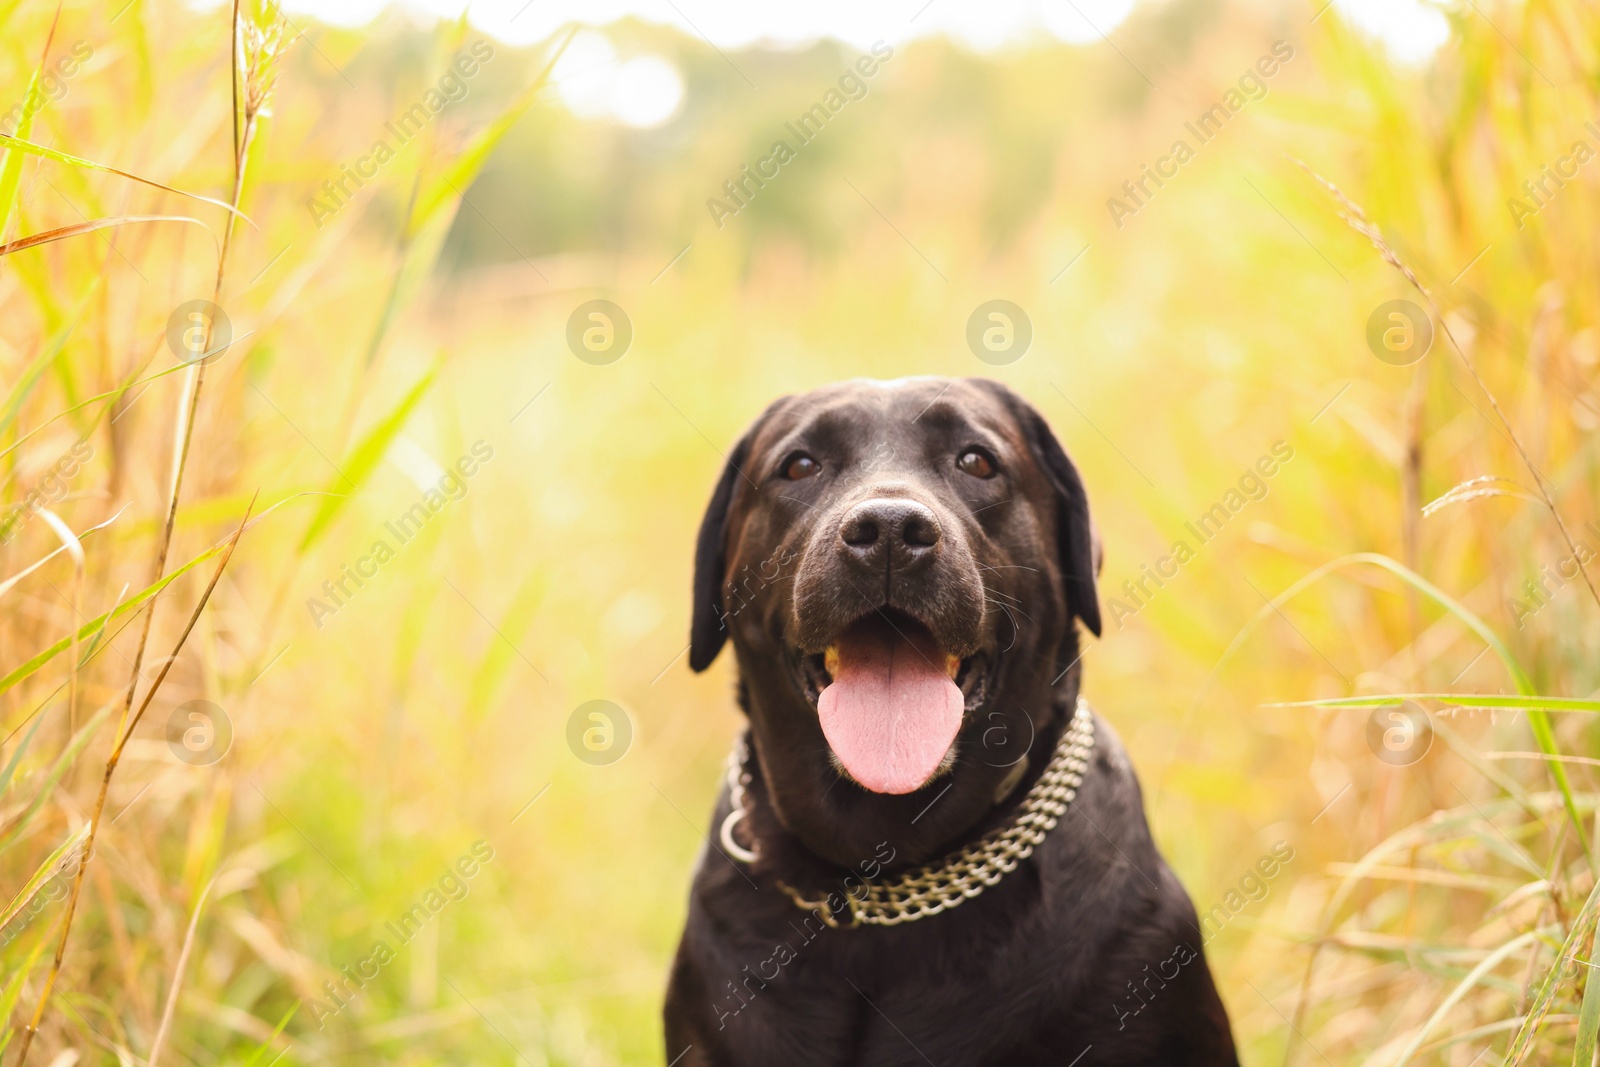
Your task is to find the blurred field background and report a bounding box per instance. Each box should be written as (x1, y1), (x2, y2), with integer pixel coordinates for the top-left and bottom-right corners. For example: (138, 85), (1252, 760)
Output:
(2, 0), (1600, 1063)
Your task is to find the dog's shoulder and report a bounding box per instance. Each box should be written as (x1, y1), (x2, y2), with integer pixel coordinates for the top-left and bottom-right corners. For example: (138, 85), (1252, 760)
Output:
(1074, 707), (1149, 834)
(1036, 706), (1169, 899)
(1086, 706), (1136, 785)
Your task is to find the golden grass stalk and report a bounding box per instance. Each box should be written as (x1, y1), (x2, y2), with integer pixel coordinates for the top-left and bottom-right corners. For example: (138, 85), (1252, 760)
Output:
(1292, 157), (1600, 616)
(1400, 362), (1426, 679)
(1421, 475), (1544, 517)
(0, 216), (210, 259)
(114, 0), (284, 726)
(118, 0), (277, 718)
(146, 872), (220, 1067)
(10, 498), (255, 1064)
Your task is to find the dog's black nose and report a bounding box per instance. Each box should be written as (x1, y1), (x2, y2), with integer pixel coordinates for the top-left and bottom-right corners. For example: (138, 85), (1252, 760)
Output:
(838, 499), (941, 571)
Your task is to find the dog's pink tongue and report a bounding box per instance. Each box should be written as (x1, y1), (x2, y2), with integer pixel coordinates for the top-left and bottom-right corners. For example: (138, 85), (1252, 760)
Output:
(817, 620), (962, 795)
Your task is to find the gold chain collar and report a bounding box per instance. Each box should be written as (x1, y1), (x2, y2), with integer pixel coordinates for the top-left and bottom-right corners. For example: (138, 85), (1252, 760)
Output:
(719, 698), (1096, 928)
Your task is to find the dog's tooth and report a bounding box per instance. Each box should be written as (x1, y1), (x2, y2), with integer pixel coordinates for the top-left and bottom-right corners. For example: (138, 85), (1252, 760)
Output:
(824, 645), (839, 678)
(945, 655), (961, 680)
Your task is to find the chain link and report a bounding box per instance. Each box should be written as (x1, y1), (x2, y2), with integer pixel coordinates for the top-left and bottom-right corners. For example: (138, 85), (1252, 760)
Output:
(719, 735), (758, 864)
(727, 698), (1097, 928)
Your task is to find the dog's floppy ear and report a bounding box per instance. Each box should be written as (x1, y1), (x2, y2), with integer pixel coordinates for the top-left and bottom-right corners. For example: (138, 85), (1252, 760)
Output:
(986, 385), (1101, 638)
(689, 429), (754, 672)
(1023, 405), (1102, 636)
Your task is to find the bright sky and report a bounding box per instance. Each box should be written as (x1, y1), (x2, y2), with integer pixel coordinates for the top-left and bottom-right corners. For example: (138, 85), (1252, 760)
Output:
(244, 0), (1452, 126)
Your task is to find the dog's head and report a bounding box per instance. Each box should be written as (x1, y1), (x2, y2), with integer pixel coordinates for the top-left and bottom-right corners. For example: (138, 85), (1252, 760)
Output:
(690, 377), (1101, 867)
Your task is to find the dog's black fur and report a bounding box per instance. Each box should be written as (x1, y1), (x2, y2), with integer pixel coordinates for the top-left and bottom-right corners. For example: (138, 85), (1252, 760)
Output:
(665, 378), (1238, 1066)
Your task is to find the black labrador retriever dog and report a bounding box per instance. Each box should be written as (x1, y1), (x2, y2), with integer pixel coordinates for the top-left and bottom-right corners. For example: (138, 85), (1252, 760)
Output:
(665, 378), (1237, 1066)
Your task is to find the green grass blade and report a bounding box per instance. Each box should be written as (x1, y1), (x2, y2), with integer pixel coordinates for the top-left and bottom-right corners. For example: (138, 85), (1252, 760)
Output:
(0, 6), (59, 242)
(356, 29), (574, 369)
(0, 822), (89, 932)
(0, 550), (219, 698)
(407, 25), (575, 238)
(1389, 929), (1541, 1067)
(0, 132), (252, 223)
(1203, 552), (1588, 868)
(0, 105), (35, 238)
(1320, 794), (1550, 923)
(241, 1000), (299, 1067)
(1, 605), (139, 750)
(0, 361), (187, 465)
(1201, 553), (1531, 695)
(1432, 719), (1533, 809)
(0, 714), (45, 799)
(0, 287), (94, 439)
(1576, 955), (1600, 1067)
(0, 704), (110, 852)
(465, 571), (547, 717)
(1507, 877), (1600, 1064)
(1267, 693), (1600, 712)
(362, 206), (447, 370)
(297, 362), (440, 552)
(0, 494), (302, 699)
(0, 931), (51, 1048)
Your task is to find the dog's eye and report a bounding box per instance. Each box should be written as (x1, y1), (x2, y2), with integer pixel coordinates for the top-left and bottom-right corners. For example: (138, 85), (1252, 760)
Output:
(782, 453), (821, 480)
(956, 449), (996, 479)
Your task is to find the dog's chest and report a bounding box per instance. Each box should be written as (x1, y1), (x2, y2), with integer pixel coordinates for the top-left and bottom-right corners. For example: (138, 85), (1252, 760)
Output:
(697, 884), (1123, 1067)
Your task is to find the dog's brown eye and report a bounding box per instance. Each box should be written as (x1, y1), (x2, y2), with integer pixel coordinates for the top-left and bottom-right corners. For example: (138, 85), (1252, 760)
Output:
(956, 449), (996, 479)
(782, 453), (821, 480)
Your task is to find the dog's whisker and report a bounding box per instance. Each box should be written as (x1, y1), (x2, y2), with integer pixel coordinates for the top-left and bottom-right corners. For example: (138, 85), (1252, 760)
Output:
(983, 598), (1022, 652)
(982, 578), (1032, 618)
(987, 599), (1028, 622)
(985, 596), (1032, 626)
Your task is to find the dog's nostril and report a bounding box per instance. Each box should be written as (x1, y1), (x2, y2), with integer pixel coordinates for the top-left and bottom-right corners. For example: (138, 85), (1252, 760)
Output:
(903, 513), (940, 548)
(841, 517), (880, 547)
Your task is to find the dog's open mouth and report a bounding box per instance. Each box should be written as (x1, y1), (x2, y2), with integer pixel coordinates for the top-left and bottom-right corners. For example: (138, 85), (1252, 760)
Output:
(796, 610), (993, 795)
